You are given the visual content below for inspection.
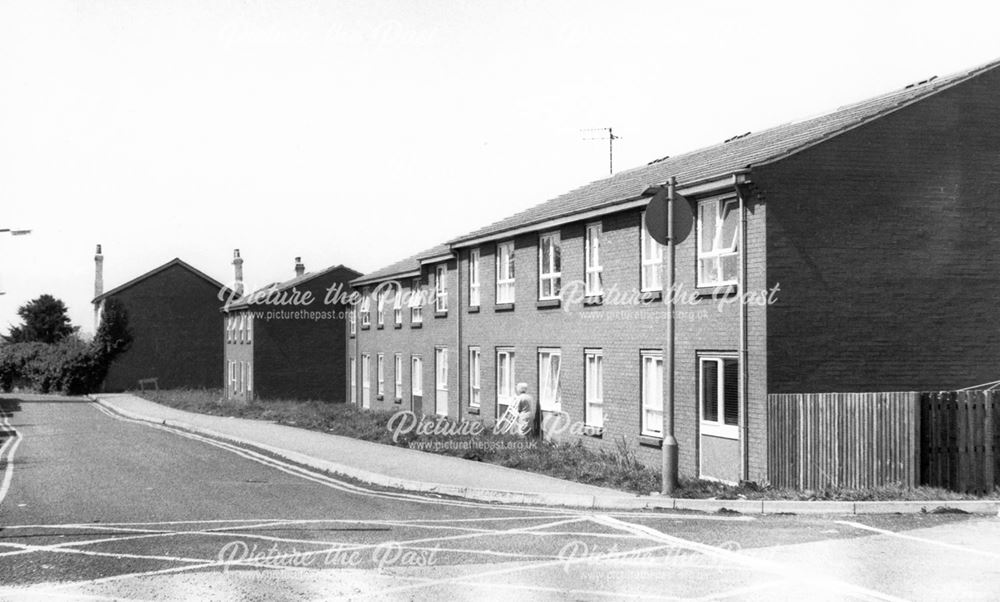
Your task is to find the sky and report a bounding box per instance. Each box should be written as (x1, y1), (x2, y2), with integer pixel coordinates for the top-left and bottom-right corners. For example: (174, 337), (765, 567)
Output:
(1, 0), (999, 334)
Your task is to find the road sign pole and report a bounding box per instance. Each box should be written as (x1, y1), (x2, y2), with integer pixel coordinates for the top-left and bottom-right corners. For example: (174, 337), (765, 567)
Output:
(662, 177), (679, 495)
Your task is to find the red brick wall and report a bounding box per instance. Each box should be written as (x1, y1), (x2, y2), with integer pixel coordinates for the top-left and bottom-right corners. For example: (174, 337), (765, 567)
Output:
(103, 264), (224, 391)
(231, 266), (358, 401)
(760, 67), (1000, 394)
(350, 206), (764, 481)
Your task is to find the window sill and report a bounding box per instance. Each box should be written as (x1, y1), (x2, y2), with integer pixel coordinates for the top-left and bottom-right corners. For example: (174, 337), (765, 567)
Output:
(394, 397), (402, 405)
(394, 323), (402, 329)
(376, 394), (384, 401)
(640, 290), (662, 303)
(411, 322), (423, 329)
(701, 424), (740, 439)
(468, 306), (480, 314)
(434, 311), (448, 319)
(361, 325), (370, 330)
(536, 298), (560, 309)
(377, 324), (384, 330)
(583, 295), (603, 307)
(695, 284), (737, 299)
(349, 334), (356, 339)
(467, 406), (480, 415)
(583, 426), (603, 438)
(639, 435), (663, 448)
(494, 303), (515, 312)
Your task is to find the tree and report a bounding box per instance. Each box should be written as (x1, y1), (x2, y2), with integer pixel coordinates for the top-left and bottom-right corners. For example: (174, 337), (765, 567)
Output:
(93, 298), (132, 359)
(3, 294), (77, 344)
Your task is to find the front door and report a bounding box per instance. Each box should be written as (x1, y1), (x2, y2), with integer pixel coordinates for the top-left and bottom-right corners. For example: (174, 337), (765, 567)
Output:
(435, 348), (448, 416)
(698, 355), (742, 483)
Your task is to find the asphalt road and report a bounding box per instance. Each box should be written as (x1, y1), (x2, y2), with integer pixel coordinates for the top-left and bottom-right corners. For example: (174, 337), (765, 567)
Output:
(0, 394), (999, 601)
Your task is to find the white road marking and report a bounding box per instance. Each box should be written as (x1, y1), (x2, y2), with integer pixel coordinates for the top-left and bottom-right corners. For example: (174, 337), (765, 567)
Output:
(836, 520), (1000, 560)
(0, 414), (23, 510)
(591, 515), (909, 602)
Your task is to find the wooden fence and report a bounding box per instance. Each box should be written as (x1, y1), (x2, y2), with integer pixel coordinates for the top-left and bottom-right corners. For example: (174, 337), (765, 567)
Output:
(767, 392), (920, 490)
(920, 390), (1000, 494)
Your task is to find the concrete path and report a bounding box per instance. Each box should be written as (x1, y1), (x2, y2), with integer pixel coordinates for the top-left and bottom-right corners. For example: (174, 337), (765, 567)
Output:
(92, 393), (624, 505)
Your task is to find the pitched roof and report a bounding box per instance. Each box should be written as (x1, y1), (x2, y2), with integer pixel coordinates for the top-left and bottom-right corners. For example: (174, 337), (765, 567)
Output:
(449, 57), (1000, 245)
(352, 243), (451, 286)
(226, 263), (362, 311)
(93, 258), (229, 304)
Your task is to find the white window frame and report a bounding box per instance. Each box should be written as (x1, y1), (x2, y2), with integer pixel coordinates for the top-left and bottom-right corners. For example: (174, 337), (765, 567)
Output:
(411, 355), (423, 396)
(349, 307), (356, 336)
(394, 353), (403, 400)
(697, 197), (740, 287)
(377, 353), (385, 397)
(361, 354), (371, 407)
(228, 361), (236, 393)
(469, 346), (481, 408)
(641, 210), (664, 292)
(409, 278), (423, 323)
(350, 357), (357, 404)
(246, 314), (253, 343)
(360, 292), (371, 327)
(496, 241), (515, 304)
(641, 351), (663, 437)
(585, 222), (603, 296)
(435, 347), (449, 416)
(538, 348), (562, 412)
(435, 264), (448, 313)
(584, 349), (603, 429)
(469, 248), (481, 307)
(699, 355), (740, 439)
(538, 232), (561, 300)
(496, 347), (515, 418)
(376, 289), (385, 327)
(393, 289), (402, 326)
(246, 360), (252, 393)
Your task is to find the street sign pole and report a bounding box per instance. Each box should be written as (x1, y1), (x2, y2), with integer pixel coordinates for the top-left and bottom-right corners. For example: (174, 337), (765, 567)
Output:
(661, 176), (679, 495)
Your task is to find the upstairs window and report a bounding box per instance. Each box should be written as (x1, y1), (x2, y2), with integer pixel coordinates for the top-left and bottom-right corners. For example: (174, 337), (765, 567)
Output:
(376, 289), (385, 327)
(538, 232), (561, 300)
(360, 292), (371, 327)
(496, 241), (515, 304)
(641, 211), (664, 292)
(435, 264), (448, 313)
(585, 223), (602, 296)
(393, 289), (402, 326)
(409, 278), (423, 323)
(697, 198), (739, 287)
(469, 248), (481, 307)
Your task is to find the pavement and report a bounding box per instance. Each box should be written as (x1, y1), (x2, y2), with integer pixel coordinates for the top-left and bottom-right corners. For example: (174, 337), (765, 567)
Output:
(2, 394), (1000, 600)
(92, 393), (1000, 515)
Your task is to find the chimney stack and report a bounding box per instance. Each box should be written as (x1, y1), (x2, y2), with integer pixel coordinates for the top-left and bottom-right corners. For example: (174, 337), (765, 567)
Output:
(94, 244), (104, 299)
(232, 249), (244, 296)
(94, 244), (104, 332)
(294, 257), (305, 278)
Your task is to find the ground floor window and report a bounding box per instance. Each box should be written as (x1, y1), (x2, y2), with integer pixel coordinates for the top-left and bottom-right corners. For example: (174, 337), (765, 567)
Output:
(538, 348), (561, 412)
(469, 347), (481, 408)
(700, 355), (739, 438)
(496, 348), (515, 418)
(377, 353), (385, 398)
(584, 349), (603, 429)
(350, 357), (357, 404)
(411, 356), (423, 397)
(641, 351), (663, 437)
(361, 354), (371, 408)
(394, 353), (402, 400)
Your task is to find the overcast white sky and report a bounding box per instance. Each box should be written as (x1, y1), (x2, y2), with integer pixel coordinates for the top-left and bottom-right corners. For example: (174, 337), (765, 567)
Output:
(1, 0), (998, 333)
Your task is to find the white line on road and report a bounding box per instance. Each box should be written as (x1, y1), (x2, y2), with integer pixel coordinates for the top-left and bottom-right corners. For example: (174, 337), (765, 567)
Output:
(0, 414), (23, 510)
(836, 520), (1000, 560)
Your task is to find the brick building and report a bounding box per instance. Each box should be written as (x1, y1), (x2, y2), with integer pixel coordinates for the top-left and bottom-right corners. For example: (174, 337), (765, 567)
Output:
(92, 248), (230, 391)
(348, 58), (1000, 484)
(224, 252), (360, 402)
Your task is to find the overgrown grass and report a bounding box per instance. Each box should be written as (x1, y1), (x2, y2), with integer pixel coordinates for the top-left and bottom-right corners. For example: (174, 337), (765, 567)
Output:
(134, 388), (1000, 500)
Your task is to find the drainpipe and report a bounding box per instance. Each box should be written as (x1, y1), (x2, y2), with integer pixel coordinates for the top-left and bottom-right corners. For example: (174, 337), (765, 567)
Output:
(455, 252), (462, 422)
(734, 175), (750, 483)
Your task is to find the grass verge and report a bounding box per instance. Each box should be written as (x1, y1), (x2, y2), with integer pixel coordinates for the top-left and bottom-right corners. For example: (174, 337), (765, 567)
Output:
(133, 388), (999, 500)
